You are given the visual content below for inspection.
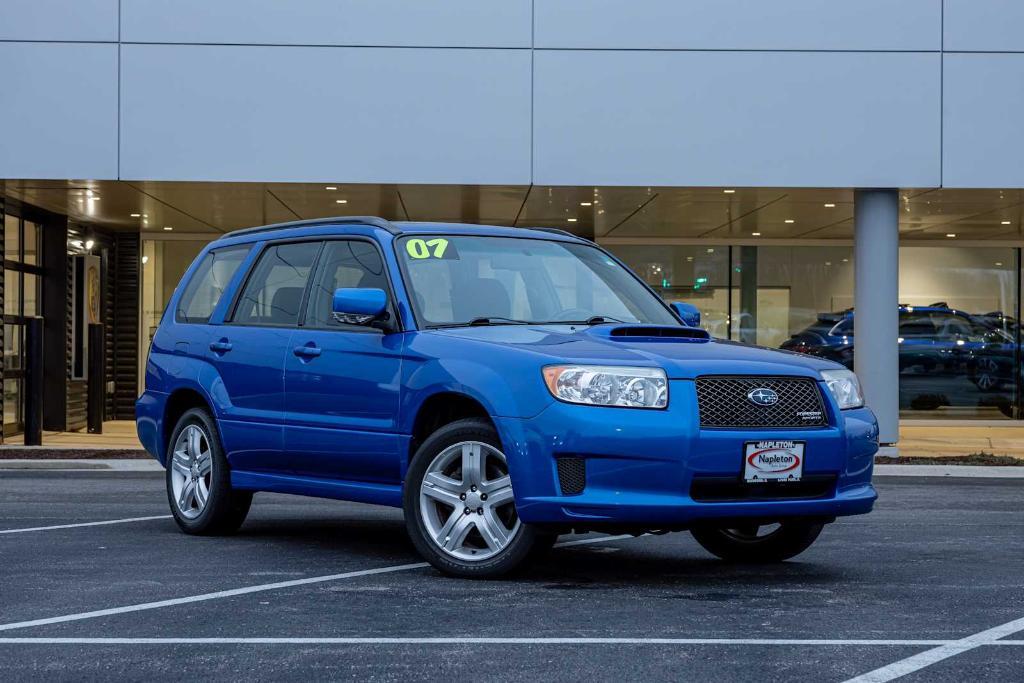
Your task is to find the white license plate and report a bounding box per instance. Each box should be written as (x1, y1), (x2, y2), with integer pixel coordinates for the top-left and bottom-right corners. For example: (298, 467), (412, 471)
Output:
(743, 441), (804, 483)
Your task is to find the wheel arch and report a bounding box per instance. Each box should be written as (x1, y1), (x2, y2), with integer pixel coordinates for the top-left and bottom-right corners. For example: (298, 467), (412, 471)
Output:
(161, 387), (215, 466)
(407, 392), (494, 463)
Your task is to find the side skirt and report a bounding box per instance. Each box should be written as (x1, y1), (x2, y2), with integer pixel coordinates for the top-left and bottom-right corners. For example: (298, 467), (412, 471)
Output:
(231, 470), (403, 508)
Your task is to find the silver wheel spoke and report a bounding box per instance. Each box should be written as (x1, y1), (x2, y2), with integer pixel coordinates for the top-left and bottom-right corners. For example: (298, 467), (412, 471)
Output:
(177, 480), (195, 511)
(187, 427), (203, 459)
(461, 443), (482, 487)
(194, 479), (209, 508)
(439, 513), (474, 552)
(476, 509), (510, 551)
(196, 451), (213, 476)
(171, 456), (191, 479)
(422, 472), (463, 506)
(481, 474), (512, 498)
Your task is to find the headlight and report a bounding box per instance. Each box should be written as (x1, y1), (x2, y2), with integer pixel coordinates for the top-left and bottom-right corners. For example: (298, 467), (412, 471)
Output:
(542, 365), (668, 409)
(820, 369), (864, 409)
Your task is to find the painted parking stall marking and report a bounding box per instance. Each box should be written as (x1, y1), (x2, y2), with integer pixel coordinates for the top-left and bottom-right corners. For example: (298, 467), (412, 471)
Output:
(0, 515), (172, 535)
(0, 535), (635, 633)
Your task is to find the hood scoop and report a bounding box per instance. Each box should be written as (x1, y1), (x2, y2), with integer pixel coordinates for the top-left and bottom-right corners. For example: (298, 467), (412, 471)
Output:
(587, 324), (711, 343)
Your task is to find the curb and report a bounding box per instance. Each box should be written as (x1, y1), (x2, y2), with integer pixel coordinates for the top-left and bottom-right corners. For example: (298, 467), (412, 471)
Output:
(0, 459), (163, 472)
(873, 464), (1024, 478)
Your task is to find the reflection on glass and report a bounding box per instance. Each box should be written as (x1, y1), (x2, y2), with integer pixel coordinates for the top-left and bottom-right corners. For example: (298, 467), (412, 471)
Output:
(22, 273), (38, 316)
(607, 245), (730, 337)
(4, 214), (18, 262)
(23, 221), (39, 265)
(4, 324), (21, 371)
(4, 269), (19, 316)
(3, 378), (20, 431)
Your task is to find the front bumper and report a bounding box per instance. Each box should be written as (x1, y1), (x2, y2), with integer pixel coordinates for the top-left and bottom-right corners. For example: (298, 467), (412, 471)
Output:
(495, 379), (878, 527)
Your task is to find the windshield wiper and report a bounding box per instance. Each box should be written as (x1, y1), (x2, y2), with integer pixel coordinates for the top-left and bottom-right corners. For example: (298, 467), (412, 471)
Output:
(428, 317), (531, 329)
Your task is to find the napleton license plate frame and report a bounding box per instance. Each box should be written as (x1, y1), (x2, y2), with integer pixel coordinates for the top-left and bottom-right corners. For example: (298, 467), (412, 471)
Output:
(743, 440), (805, 483)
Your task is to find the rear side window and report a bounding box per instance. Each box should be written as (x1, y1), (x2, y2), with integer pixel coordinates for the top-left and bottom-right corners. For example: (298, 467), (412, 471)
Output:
(175, 246), (250, 324)
(231, 241), (321, 326)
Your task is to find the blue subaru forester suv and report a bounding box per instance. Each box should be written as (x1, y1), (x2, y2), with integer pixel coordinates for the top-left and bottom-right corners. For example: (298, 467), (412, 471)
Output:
(137, 217), (877, 577)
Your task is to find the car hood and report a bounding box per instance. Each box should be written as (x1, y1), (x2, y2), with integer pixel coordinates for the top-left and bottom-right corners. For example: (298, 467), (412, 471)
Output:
(427, 324), (842, 380)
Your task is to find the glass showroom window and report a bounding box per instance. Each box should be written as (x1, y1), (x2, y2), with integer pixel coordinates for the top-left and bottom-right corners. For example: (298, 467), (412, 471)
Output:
(607, 245), (731, 337)
(3, 212), (43, 436)
(727, 246), (855, 350)
(897, 247), (1018, 420)
(140, 239), (210, 387)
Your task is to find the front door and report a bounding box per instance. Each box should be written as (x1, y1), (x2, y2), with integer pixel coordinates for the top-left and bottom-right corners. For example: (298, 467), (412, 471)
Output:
(210, 240), (321, 473)
(284, 239), (403, 483)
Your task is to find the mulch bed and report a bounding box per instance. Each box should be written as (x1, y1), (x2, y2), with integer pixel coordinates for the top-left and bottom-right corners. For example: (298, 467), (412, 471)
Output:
(876, 452), (1024, 466)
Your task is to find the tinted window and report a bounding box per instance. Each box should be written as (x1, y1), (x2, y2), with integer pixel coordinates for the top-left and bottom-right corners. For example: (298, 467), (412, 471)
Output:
(176, 246), (250, 324)
(305, 240), (389, 328)
(232, 242), (320, 326)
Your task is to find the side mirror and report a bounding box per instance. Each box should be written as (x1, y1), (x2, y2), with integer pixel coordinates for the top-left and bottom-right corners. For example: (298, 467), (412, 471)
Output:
(332, 288), (388, 325)
(670, 302), (701, 327)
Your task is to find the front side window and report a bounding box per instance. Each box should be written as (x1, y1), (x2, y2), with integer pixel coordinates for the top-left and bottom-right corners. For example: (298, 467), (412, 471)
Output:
(305, 240), (389, 328)
(231, 241), (320, 326)
(397, 235), (678, 327)
(176, 246), (250, 324)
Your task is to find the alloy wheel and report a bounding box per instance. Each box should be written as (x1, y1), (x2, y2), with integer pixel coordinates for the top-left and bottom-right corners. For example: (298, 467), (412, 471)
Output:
(419, 441), (520, 561)
(170, 424), (214, 520)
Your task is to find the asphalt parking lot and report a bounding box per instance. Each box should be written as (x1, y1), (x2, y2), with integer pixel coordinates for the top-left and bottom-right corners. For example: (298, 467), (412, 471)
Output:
(1, 471), (1022, 682)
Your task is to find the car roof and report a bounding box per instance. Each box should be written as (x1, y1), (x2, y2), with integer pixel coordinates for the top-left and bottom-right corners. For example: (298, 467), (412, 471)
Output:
(217, 216), (588, 244)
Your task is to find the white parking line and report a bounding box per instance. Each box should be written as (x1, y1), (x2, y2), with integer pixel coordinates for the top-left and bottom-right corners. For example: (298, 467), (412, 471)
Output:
(842, 615), (1024, 682)
(0, 637), (964, 646)
(0, 515), (172, 535)
(0, 534), (634, 633)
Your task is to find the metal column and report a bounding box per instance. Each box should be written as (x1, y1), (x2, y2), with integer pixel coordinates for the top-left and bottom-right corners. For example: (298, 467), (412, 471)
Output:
(854, 189), (900, 444)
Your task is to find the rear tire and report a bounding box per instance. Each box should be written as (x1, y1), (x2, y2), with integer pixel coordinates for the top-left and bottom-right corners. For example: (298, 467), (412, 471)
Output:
(690, 521), (824, 563)
(404, 418), (553, 578)
(165, 408), (252, 535)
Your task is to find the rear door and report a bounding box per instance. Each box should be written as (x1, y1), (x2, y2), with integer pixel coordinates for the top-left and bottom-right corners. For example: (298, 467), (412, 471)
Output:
(284, 238), (404, 483)
(211, 240), (322, 473)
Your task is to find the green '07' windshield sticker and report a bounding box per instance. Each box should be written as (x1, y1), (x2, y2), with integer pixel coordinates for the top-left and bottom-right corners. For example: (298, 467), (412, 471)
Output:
(405, 238), (452, 259)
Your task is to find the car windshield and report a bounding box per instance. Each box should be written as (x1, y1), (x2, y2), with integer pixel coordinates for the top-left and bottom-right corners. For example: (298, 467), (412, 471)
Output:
(396, 235), (679, 328)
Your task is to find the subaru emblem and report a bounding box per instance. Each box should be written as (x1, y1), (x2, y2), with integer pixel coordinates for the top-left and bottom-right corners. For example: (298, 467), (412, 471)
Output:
(747, 388), (779, 407)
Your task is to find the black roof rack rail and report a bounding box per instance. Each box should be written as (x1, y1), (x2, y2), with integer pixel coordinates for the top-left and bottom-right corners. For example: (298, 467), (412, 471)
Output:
(529, 227), (590, 241)
(218, 216), (400, 240)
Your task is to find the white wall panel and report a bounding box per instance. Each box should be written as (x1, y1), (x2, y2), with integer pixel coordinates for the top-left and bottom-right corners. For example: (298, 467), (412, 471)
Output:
(533, 50), (941, 188)
(120, 45), (531, 184)
(0, 43), (118, 179)
(536, 0), (941, 51)
(944, 0), (1024, 52)
(122, 0), (531, 48)
(0, 0), (118, 42)
(943, 54), (1024, 188)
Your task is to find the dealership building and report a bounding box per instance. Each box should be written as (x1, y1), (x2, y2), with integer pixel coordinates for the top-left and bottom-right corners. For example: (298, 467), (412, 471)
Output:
(3, 1), (1024, 444)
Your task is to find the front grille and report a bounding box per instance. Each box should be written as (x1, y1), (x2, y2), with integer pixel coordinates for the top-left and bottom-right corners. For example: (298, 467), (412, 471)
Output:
(696, 376), (828, 428)
(556, 457), (587, 495)
(690, 475), (837, 502)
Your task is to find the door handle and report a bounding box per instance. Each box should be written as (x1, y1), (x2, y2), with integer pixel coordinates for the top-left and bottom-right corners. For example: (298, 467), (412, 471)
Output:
(293, 344), (322, 358)
(209, 339), (233, 354)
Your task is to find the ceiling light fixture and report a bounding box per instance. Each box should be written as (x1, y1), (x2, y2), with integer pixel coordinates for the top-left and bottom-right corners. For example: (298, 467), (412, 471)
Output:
(141, 255), (149, 265)
(335, 199), (348, 204)
(325, 186), (337, 191)
(751, 232), (761, 236)
(580, 202), (592, 206)
(567, 218), (578, 223)
(130, 213), (141, 218)
(1001, 220), (1012, 225)
(946, 233), (956, 238)
(784, 219), (795, 224)
(824, 203), (836, 208)
(723, 189), (736, 194)
(164, 226), (174, 231)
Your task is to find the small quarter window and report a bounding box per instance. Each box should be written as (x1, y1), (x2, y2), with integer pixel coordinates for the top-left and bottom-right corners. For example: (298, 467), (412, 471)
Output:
(176, 246), (250, 324)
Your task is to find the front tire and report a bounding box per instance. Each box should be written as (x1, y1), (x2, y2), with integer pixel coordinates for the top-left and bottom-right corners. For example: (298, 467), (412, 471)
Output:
(166, 408), (252, 535)
(403, 418), (554, 578)
(690, 521), (824, 563)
